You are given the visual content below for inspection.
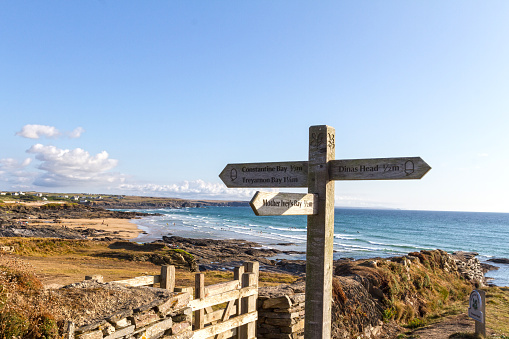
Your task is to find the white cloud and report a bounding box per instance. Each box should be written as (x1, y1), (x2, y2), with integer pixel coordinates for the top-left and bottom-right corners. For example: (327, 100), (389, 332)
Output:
(16, 124), (60, 139)
(118, 180), (262, 200)
(68, 127), (85, 138)
(15, 124), (85, 139)
(0, 158), (37, 189)
(26, 144), (124, 187)
(0, 157), (32, 170)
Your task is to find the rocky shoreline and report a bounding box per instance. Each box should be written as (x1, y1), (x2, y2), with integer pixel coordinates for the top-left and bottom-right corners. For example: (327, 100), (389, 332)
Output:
(0, 203), (151, 240)
(0, 203), (506, 282)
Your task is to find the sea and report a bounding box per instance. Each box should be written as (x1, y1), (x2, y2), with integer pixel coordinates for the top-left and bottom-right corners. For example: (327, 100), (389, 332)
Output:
(127, 206), (509, 287)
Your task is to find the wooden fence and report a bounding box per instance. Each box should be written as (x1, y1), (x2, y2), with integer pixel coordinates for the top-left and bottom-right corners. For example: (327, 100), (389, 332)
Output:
(84, 262), (259, 339)
(189, 261), (259, 339)
(86, 265), (176, 291)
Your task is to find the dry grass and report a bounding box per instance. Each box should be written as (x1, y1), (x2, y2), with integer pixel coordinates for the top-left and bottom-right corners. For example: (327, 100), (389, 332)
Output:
(0, 237), (297, 289)
(485, 286), (509, 335)
(0, 255), (59, 338)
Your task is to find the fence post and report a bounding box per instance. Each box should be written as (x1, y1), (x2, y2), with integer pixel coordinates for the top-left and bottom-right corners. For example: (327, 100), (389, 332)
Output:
(244, 261), (259, 286)
(195, 273), (205, 330)
(160, 265), (175, 291)
(234, 265), (245, 322)
(239, 272), (256, 339)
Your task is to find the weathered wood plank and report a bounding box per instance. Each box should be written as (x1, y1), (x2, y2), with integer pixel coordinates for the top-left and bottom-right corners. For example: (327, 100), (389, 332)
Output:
(160, 265), (175, 291)
(250, 191), (317, 216)
(222, 299), (236, 322)
(203, 309), (224, 324)
(329, 157), (431, 180)
(205, 280), (240, 297)
(219, 161), (308, 188)
(192, 312), (257, 339)
(189, 286), (258, 311)
(234, 266), (245, 318)
(305, 125), (335, 339)
(239, 273), (257, 339)
(214, 327), (236, 339)
(113, 275), (160, 287)
(195, 273), (205, 330)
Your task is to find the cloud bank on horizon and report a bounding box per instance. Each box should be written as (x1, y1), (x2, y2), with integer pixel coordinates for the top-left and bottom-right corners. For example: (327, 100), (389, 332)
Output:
(16, 124), (85, 139)
(1, 124), (256, 200)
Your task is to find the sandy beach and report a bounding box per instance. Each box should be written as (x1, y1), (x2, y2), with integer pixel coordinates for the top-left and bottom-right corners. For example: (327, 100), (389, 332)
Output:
(23, 218), (143, 240)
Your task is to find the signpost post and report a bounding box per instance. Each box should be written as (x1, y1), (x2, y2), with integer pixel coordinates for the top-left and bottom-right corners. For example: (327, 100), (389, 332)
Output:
(219, 125), (431, 339)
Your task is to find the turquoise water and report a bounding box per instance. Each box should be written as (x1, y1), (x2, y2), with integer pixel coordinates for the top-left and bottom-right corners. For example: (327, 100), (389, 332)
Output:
(129, 207), (509, 286)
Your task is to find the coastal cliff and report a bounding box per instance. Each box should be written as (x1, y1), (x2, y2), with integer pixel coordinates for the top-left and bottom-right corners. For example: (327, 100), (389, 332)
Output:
(88, 196), (249, 209)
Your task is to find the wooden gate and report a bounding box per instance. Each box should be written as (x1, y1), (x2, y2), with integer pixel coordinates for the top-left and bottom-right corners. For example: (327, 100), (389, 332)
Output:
(189, 262), (259, 339)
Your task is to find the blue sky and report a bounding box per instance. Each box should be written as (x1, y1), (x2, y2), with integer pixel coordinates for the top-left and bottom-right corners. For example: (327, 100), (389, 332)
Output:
(1, 1), (508, 212)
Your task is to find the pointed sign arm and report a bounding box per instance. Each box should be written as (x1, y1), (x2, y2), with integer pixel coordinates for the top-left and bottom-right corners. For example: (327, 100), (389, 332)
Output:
(329, 157), (431, 180)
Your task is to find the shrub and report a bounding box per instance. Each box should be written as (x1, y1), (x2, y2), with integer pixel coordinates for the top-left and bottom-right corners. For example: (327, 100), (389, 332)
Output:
(0, 256), (59, 338)
(404, 317), (426, 329)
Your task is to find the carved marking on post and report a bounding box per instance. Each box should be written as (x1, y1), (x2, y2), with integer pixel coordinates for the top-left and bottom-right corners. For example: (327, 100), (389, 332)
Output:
(330, 157), (431, 180)
(219, 161), (308, 188)
(250, 191), (318, 216)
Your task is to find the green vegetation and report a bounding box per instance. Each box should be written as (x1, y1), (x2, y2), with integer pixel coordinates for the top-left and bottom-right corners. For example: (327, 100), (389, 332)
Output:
(375, 251), (472, 325)
(485, 286), (509, 335)
(2, 238), (92, 256)
(0, 256), (59, 338)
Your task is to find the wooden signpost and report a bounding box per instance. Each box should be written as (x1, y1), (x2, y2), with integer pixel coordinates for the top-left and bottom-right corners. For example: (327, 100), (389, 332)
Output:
(219, 125), (431, 339)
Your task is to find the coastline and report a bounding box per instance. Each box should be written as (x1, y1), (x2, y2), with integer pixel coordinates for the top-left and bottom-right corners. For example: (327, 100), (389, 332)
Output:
(26, 218), (143, 240)
(1, 201), (507, 286)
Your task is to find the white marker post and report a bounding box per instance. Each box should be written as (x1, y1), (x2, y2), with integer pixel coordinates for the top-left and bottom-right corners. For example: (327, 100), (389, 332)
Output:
(468, 290), (486, 337)
(219, 125), (431, 339)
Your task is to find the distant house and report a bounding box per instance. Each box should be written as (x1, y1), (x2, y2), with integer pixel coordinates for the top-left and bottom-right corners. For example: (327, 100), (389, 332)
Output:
(0, 192), (6, 196)
(73, 196), (79, 200)
(12, 192), (19, 196)
(35, 193), (43, 197)
(79, 199), (88, 204)
(64, 195), (69, 199)
(19, 192), (25, 196)
(42, 197), (48, 201)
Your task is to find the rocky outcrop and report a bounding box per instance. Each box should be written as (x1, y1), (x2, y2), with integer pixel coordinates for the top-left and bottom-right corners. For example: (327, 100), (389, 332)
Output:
(90, 199), (248, 209)
(450, 251), (487, 287)
(161, 236), (304, 274)
(0, 204), (150, 224)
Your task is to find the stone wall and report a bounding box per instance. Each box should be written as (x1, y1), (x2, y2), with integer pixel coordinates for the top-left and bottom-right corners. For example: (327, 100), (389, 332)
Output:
(257, 283), (306, 339)
(66, 292), (191, 339)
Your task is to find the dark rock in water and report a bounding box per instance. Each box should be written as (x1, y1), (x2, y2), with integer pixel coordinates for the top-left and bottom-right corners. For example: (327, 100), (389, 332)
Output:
(160, 235), (306, 275)
(272, 259), (306, 274)
(452, 251), (479, 260)
(481, 262), (499, 273)
(488, 258), (509, 264)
